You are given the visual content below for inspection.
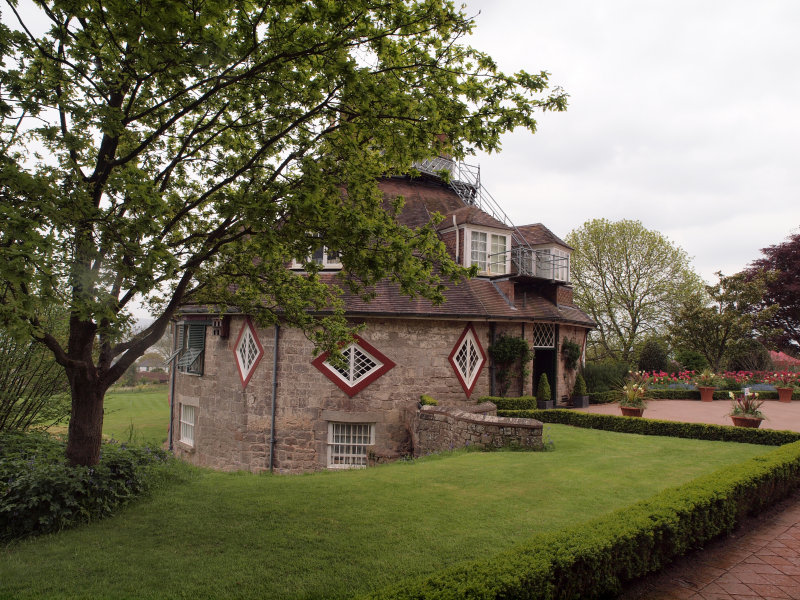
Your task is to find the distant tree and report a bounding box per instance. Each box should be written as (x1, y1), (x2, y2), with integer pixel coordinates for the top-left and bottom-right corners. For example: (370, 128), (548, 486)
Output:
(637, 338), (669, 373)
(669, 272), (776, 371)
(0, 1), (566, 465)
(566, 219), (703, 362)
(674, 348), (709, 373)
(746, 232), (800, 353)
(725, 339), (772, 372)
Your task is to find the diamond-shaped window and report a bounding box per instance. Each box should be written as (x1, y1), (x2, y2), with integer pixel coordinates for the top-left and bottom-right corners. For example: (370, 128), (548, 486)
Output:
(449, 324), (486, 397)
(233, 318), (264, 388)
(312, 336), (395, 397)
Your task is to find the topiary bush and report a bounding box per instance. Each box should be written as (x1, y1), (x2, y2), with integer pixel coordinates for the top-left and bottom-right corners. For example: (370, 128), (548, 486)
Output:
(637, 339), (669, 373)
(573, 373), (587, 397)
(536, 374), (551, 404)
(0, 431), (175, 541)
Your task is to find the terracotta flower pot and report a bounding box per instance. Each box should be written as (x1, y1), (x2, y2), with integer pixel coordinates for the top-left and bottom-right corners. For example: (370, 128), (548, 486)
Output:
(731, 415), (763, 428)
(620, 406), (644, 417)
(777, 387), (794, 403)
(698, 386), (715, 402)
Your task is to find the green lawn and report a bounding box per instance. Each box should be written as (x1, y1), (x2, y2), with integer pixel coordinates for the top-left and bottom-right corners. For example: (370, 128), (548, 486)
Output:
(100, 384), (170, 445)
(0, 425), (771, 599)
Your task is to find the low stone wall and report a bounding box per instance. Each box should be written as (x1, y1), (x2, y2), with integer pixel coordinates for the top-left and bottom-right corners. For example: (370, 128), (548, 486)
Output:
(413, 402), (543, 456)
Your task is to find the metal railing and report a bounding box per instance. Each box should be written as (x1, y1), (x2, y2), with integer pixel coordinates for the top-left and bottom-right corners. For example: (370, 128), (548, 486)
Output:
(415, 158), (570, 283)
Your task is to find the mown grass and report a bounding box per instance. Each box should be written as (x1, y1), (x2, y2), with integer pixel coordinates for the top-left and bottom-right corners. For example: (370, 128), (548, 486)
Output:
(0, 425), (770, 599)
(100, 384), (170, 445)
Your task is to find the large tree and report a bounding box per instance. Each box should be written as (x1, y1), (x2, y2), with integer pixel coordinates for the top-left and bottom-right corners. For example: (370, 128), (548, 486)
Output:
(668, 271), (776, 371)
(746, 232), (800, 354)
(0, 0), (566, 465)
(566, 218), (703, 362)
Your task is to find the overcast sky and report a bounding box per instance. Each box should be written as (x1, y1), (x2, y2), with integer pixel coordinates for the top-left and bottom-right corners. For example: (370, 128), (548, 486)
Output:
(463, 0), (800, 283)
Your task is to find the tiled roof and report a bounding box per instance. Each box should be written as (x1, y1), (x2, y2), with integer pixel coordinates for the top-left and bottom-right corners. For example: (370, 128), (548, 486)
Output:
(379, 176), (465, 229)
(320, 273), (594, 326)
(516, 223), (572, 250)
(436, 205), (510, 231)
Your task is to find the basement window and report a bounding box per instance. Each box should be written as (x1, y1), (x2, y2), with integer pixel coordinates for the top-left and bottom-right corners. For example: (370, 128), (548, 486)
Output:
(327, 422), (374, 469)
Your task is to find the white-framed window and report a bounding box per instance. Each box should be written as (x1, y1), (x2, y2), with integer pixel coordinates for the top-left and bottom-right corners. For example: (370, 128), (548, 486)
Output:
(233, 319), (263, 387)
(448, 324), (486, 397)
(534, 248), (570, 282)
(532, 323), (556, 348)
(175, 322), (206, 375)
(325, 344), (383, 387)
(311, 335), (396, 398)
(179, 404), (196, 447)
(327, 422), (374, 469)
(468, 229), (509, 275)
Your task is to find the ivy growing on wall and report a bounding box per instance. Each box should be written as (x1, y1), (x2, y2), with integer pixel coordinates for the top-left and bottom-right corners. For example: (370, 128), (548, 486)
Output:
(488, 336), (533, 397)
(561, 339), (582, 372)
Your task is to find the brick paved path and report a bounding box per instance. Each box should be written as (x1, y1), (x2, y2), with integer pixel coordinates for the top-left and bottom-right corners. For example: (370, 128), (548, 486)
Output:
(620, 486), (800, 599)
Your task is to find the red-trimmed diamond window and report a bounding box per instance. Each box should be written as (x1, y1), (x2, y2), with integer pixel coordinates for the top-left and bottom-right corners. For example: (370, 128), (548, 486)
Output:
(449, 324), (486, 397)
(233, 318), (264, 388)
(312, 335), (395, 397)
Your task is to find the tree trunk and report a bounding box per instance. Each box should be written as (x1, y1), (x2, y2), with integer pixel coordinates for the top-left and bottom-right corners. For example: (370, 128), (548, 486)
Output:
(65, 372), (106, 466)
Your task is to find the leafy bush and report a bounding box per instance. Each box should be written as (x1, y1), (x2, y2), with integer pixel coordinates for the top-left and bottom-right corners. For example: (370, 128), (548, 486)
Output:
(0, 431), (173, 541)
(419, 394), (438, 406)
(675, 348), (709, 372)
(583, 360), (630, 393)
(479, 396), (536, 410)
(366, 441), (800, 599)
(726, 339), (773, 372)
(637, 339), (669, 373)
(536, 374), (551, 404)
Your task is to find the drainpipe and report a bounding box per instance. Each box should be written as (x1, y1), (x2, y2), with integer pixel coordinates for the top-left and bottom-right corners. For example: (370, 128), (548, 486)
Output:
(489, 322), (496, 396)
(453, 215), (459, 264)
(269, 324), (280, 473)
(167, 321), (177, 451)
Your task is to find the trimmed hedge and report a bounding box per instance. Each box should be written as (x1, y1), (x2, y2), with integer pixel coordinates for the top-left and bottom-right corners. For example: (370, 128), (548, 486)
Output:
(496, 409), (800, 446)
(588, 391), (618, 404)
(478, 396), (536, 411)
(365, 440), (800, 600)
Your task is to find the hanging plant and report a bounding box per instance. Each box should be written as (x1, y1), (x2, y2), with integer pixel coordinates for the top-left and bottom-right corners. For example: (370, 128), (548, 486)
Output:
(488, 335), (533, 397)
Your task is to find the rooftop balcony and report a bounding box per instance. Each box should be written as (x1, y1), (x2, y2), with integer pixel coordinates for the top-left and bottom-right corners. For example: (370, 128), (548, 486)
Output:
(509, 247), (570, 283)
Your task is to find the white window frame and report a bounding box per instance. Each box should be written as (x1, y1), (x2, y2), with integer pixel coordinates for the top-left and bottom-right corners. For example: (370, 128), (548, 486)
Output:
(323, 343), (383, 387)
(234, 319), (263, 387)
(534, 246), (570, 282)
(327, 422), (374, 469)
(450, 326), (485, 393)
(466, 228), (510, 275)
(179, 404), (196, 447)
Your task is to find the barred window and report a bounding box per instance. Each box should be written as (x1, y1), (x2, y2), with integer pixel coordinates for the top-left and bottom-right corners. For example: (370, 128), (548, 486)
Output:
(327, 422), (374, 469)
(532, 323), (555, 348)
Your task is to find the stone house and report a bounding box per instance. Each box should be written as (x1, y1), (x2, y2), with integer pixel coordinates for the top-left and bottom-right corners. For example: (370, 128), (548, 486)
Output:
(169, 160), (594, 473)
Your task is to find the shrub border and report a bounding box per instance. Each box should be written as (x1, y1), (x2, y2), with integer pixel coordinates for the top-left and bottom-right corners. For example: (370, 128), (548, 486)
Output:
(364, 412), (800, 599)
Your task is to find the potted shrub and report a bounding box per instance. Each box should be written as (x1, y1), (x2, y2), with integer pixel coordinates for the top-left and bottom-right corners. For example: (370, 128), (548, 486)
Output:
(728, 391), (765, 428)
(571, 373), (589, 408)
(619, 371), (647, 417)
(694, 369), (718, 402)
(536, 373), (553, 410)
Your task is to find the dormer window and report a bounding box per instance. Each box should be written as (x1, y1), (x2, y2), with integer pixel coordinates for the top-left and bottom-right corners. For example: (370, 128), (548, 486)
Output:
(536, 247), (570, 282)
(467, 229), (509, 275)
(291, 234), (343, 270)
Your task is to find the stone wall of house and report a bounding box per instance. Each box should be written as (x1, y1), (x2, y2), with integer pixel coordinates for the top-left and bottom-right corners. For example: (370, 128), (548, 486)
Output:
(412, 403), (543, 456)
(172, 316), (498, 474)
